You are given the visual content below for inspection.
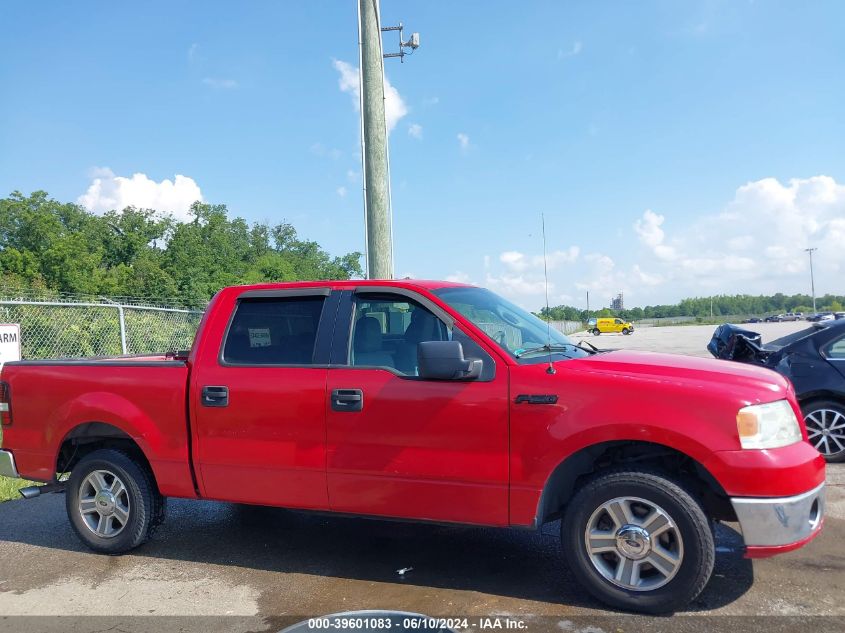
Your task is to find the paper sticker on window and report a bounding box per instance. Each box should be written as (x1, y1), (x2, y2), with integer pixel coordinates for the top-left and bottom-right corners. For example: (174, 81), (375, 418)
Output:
(248, 328), (271, 348)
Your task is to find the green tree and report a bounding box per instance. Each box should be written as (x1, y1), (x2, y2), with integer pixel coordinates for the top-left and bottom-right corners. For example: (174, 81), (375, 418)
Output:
(0, 192), (363, 305)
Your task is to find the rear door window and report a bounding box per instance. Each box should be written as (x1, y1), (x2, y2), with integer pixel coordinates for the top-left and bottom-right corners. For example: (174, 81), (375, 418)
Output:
(222, 296), (325, 365)
(826, 335), (845, 359)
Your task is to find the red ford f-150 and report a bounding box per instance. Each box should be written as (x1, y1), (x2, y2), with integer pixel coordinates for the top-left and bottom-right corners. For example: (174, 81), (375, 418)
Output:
(0, 280), (826, 613)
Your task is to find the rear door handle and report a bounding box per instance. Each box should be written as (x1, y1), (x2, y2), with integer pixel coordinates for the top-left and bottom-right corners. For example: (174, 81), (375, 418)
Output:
(201, 385), (229, 407)
(331, 388), (363, 412)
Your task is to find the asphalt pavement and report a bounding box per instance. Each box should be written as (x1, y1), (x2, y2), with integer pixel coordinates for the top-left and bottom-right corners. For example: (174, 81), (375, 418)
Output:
(0, 321), (843, 633)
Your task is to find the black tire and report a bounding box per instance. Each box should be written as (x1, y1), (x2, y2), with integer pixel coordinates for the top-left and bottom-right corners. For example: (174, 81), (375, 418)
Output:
(561, 469), (714, 614)
(801, 399), (845, 463)
(622, 328), (631, 336)
(65, 449), (163, 554)
(592, 329), (600, 336)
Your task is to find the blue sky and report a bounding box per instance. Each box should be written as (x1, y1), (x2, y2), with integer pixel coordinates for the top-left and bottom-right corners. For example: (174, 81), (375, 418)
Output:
(2, 1), (844, 310)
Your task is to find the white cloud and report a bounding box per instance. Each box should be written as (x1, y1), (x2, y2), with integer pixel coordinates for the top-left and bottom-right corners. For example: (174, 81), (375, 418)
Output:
(634, 209), (677, 260)
(576, 253), (617, 294)
(500, 247), (580, 273)
(557, 41), (583, 59)
(445, 271), (474, 284)
(632, 265), (663, 286)
(457, 133), (470, 151)
(336, 186), (347, 198)
(187, 43), (199, 64)
(500, 250), (528, 272)
(485, 273), (552, 298)
(423, 96), (439, 107)
(634, 209), (665, 248)
(485, 246), (580, 307)
(77, 168), (203, 222)
(544, 247), (580, 269)
(628, 175), (845, 299)
(332, 59), (408, 133)
(408, 123), (423, 140)
(202, 77), (238, 90)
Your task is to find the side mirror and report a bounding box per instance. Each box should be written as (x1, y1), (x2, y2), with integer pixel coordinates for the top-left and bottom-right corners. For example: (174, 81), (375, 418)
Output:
(417, 341), (482, 380)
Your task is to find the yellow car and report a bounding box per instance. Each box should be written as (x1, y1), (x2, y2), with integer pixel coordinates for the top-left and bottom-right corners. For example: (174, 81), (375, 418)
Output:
(587, 317), (634, 336)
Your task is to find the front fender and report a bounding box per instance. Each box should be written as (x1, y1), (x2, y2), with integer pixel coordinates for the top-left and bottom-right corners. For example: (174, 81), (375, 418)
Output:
(509, 422), (724, 527)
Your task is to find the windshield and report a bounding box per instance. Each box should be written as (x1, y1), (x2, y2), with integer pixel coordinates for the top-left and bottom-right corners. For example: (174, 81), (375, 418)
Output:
(433, 287), (589, 362)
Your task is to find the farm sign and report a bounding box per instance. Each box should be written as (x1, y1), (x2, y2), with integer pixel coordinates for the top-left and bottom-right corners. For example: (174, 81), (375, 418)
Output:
(0, 324), (21, 368)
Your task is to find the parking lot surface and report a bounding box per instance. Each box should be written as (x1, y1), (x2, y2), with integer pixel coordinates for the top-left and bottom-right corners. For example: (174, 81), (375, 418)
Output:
(569, 320), (811, 358)
(0, 321), (843, 632)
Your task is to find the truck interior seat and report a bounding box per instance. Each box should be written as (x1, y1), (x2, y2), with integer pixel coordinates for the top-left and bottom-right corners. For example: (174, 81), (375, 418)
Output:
(395, 308), (446, 374)
(352, 316), (394, 368)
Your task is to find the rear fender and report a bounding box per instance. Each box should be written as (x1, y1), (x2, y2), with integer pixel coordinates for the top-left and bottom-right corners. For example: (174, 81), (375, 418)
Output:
(49, 392), (166, 474)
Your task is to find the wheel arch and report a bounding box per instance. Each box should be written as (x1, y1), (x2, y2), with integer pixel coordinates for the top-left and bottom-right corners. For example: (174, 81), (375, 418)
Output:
(56, 421), (158, 492)
(534, 440), (734, 526)
(797, 390), (845, 407)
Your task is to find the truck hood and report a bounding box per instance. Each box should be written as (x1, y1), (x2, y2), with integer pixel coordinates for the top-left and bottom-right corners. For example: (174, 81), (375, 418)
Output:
(570, 349), (791, 399)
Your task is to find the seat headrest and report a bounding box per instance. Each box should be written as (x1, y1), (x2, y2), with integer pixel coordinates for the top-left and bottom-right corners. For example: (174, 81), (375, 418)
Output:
(405, 308), (439, 343)
(354, 316), (383, 353)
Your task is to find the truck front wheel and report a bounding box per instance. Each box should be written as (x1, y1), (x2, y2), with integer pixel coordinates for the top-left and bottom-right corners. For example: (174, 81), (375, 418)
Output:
(561, 469), (714, 614)
(66, 448), (163, 554)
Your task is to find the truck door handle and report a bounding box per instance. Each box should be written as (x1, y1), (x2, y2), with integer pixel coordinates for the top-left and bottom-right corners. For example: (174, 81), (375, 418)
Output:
(331, 388), (363, 412)
(201, 386), (229, 407)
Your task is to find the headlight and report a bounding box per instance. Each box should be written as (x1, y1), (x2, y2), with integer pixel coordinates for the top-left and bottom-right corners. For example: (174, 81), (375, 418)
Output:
(736, 400), (802, 449)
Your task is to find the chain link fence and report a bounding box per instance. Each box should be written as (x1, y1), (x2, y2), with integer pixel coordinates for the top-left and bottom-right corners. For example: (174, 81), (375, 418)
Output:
(549, 320), (584, 335)
(0, 297), (205, 360)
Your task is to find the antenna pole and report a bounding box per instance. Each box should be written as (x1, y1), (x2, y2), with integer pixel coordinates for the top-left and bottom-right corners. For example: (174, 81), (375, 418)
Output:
(541, 213), (556, 375)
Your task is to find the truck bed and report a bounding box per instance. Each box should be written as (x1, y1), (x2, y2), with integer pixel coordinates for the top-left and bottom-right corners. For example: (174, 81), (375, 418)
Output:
(1, 357), (196, 498)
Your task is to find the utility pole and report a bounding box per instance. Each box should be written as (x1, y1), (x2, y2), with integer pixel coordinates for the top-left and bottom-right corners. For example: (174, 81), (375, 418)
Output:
(586, 290), (590, 313)
(805, 247), (818, 313)
(358, 0), (391, 279)
(357, 1), (419, 280)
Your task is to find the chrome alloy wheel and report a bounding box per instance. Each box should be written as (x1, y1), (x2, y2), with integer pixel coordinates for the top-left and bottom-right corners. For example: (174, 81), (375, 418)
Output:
(805, 408), (845, 457)
(584, 496), (684, 591)
(78, 469), (131, 538)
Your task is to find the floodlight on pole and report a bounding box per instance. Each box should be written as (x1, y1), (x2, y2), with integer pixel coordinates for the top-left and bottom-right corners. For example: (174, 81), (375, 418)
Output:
(381, 22), (420, 62)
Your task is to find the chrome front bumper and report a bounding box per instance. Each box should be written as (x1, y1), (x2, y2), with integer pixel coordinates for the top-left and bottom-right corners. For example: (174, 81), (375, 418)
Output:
(731, 482), (825, 547)
(0, 449), (19, 479)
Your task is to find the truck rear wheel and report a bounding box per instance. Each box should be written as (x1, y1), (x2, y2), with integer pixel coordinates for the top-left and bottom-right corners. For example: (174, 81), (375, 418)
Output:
(561, 469), (714, 614)
(66, 448), (163, 554)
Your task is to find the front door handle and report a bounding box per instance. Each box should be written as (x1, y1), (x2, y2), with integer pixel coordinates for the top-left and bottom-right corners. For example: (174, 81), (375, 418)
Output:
(331, 388), (363, 412)
(201, 385), (229, 407)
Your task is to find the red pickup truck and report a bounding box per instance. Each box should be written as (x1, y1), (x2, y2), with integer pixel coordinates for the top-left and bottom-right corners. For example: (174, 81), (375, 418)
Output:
(0, 280), (826, 613)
